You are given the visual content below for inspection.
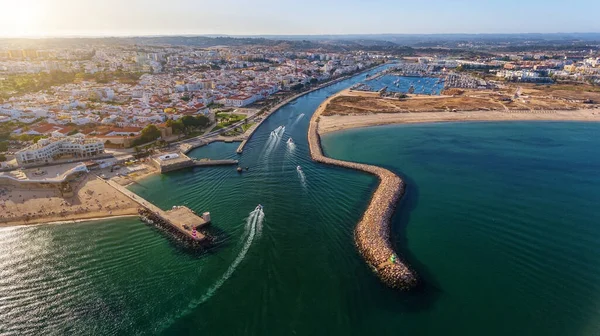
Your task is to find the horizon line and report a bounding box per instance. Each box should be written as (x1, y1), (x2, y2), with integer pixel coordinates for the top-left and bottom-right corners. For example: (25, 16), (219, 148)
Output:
(1, 32), (600, 40)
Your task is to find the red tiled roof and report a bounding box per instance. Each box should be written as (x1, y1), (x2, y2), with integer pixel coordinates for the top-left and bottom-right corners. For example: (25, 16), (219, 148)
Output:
(103, 126), (143, 134)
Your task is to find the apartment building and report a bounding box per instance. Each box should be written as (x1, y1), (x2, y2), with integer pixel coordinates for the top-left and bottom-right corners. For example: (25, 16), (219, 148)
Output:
(15, 134), (105, 166)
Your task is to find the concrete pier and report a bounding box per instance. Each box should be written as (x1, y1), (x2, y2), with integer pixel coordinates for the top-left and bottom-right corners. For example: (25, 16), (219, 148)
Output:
(193, 159), (238, 167)
(236, 140), (247, 154)
(105, 179), (210, 242)
(151, 152), (238, 173)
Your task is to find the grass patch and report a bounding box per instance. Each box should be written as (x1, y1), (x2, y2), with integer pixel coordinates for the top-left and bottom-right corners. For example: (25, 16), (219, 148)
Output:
(242, 122), (255, 132)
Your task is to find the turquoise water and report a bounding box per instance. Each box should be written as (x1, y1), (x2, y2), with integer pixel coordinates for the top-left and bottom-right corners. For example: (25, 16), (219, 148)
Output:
(2, 65), (600, 335)
(323, 122), (600, 335)
(365, 74), (443, 95)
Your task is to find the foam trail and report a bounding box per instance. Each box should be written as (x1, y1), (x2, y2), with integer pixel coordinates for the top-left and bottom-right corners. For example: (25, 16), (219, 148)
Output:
(259, 131), (277, 158)
(157, 207), (264, 332)
(290, 114), (305, 128)
(264, 126), (285, 158)
(256, 208), (265, 237)
(287, 139), (296, 152)
(297, 168), (307, 189)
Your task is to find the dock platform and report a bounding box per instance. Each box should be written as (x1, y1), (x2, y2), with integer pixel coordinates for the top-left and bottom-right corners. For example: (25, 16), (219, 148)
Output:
(105, 179), (210, 242)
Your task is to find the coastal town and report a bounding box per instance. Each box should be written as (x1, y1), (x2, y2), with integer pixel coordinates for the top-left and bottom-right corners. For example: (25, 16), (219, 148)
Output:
(1, 38), (600, 229)
(3, 0), (600, 332)
(0, 42), (387, 229)
(1, 36), (600, 289)
(0, 45), (383, 168)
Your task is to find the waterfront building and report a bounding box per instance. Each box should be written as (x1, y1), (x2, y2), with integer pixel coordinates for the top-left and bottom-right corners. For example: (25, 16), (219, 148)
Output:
(15, 134), (105, 166)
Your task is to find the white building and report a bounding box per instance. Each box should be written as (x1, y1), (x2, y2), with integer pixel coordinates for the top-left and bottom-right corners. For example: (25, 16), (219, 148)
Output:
(15, 134), (105, 166)
(225, 95), (259, 107)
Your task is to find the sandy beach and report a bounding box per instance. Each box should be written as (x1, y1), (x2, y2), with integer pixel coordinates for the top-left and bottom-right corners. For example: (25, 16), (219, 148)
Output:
(317, 87), (600, 134)
(319, 108), (600, 134)
(0, 175), (139, 227)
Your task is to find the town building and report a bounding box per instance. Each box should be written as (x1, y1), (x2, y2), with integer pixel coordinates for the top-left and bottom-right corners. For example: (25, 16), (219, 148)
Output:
(15, 134), (105, 166)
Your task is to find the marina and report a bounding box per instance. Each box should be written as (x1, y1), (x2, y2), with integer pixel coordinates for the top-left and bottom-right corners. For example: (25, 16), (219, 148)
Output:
(353, 74), (445, 95)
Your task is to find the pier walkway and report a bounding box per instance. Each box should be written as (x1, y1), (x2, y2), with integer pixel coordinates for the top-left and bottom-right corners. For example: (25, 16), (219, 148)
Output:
(104, 178), (210, 241)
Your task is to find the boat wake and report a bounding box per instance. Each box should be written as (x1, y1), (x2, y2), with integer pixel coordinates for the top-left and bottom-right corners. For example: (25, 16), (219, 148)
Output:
(270, 125), (285, 137)
(290, 114), (305, 129)
(263, 126), (285, 158)
(297, 166), (307, 189)
(157, 206), (264, 332)
(286, 137), (296, 151)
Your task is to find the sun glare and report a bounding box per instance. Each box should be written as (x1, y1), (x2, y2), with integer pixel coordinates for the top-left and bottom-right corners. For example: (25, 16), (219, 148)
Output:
(1, 0), (43, 37)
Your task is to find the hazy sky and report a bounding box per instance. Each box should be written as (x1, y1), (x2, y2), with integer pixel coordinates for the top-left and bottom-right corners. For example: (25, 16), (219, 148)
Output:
(1, 0), (599, 37)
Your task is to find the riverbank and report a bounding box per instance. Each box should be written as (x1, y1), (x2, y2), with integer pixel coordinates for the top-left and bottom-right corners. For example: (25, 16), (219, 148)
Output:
(0, 175), (139, 227)
(319, 107), (600, 134)
(308, 89), (418, 290)
(235, 63), (386, 153)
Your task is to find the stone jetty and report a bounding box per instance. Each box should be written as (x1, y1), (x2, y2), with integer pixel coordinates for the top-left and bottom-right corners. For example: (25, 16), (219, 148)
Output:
(308, 90), (418, 290)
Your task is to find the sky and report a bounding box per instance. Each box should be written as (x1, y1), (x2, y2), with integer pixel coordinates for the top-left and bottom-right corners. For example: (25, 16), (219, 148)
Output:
(0, 0), (599, 37)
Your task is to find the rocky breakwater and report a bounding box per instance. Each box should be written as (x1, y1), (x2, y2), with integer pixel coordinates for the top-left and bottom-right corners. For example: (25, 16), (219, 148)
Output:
(307, 92), (418, 290)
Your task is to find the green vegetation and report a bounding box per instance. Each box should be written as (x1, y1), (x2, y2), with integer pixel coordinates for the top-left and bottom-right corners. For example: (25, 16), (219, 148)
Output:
(0, 71), (76, 100)
(290, 83), (304, 91)
(0, 154), (6, 162)
(215, 113), (245, 130)
(208, 103), (224, 109)
(166, 115), (210, 136)
(131, 124), (161, 147)
(75, 71), (143, 85)
(242, 122), (255, 132)
(0, 141), (7, 152)
(0, 70), (143, 100)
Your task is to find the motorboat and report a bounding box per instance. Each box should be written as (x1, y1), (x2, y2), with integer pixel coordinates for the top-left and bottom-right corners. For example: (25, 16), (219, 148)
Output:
(287, 137), (294, 144)
(297, 165), (302, 171)
(256, 204), (263, 211)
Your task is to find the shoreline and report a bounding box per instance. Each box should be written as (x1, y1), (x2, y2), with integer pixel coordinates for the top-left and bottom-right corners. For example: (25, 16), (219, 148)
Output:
(318, 94), (600, 134)
(0, 214), (139, 229)
(308, 90), (418, 290)
(1, 175), (141, 228)
(0, 210), (139, 228)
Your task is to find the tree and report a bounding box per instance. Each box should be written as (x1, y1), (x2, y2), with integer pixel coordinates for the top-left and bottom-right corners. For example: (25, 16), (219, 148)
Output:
(195, 115), (210, 128)
(0, 141), (7, 152)
(166, 119), (185, 134)
(141, 124), (161, 141)
(18, 134), (32, 142)
(181, 115), (198, 127)
(0, 154), (6, 162)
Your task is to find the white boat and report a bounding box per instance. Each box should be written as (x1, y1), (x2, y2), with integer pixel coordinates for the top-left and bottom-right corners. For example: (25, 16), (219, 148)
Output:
(287, 138), (294, 144)
(297, 165), (302, 171)
(256, 204), (263, 211)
